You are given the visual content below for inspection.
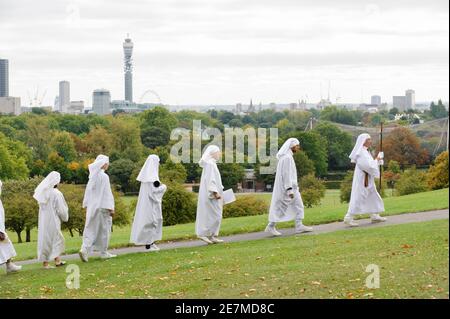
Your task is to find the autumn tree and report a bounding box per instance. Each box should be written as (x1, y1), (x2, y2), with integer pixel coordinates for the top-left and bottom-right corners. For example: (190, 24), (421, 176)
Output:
(383, 127), (429, 167)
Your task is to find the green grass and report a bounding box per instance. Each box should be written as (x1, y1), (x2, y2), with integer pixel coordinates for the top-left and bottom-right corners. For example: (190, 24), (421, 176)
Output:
(1, 219), (448, 299)
(8, 188), (449, 261)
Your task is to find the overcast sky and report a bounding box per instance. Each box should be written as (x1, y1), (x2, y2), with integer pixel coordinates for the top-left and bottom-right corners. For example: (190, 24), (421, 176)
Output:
(1, 0), (448, 107)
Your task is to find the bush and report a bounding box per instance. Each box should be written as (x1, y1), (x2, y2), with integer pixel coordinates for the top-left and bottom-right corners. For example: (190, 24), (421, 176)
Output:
(223, 195), (268, 218)
(340, 169), (387, 203)
(161, 183), (196, 226)
(300, 173), (326, 208)
(427, 151), (449, 190)
(395, 167), (428, 196)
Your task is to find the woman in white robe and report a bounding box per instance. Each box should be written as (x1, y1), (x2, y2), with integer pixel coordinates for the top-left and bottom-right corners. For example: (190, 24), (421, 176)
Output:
(195, 145), (225, 244)
(34, 171), (69, 268)
(0, 180), (21, 273)
(79, 154), (116, 262)
(265, 138), (313, 236)
(344, 133), (386, 227)
(130, 154), (167, 251)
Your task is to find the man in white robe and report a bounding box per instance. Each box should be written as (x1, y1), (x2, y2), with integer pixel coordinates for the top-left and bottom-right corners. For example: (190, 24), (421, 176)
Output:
(0, 180), (22, 273)
(344, 133), (387, 227)
(79, 154), (116, 262)
(195, 145), (225, 244)
(130, 154), (167, 251)
(265, 138), (313, 236)
(34, 171), (69, 268)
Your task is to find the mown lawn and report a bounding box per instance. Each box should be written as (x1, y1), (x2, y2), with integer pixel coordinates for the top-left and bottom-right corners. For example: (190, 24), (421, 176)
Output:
(0, 219), (448, 299)
(8, 188), (449, 261)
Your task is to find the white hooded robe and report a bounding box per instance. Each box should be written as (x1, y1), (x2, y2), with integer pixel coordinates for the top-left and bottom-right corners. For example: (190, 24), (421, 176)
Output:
(268, 138), (305, 223)
(81, 155), (115, 254)
(34, 171), (69, 262)
(347, 134), (385, 216)
(195, 145), (224, 237)
(130, 155), (167, 245)
(0, 180), (17, 264)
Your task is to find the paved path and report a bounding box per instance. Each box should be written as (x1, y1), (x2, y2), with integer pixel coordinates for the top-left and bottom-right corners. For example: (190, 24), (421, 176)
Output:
(17, 209), (449, 266)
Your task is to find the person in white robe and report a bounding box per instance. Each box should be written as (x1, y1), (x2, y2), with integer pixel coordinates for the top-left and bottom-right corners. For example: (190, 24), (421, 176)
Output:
(265, 138), (313, 236)
(195, 145), (225, 244)
(34, 171), (69, 269)
(344, 133), (387, 227)
(0, 180), (21, 273)
(130, 154), (167, 252)
(79, 154), (116, 262)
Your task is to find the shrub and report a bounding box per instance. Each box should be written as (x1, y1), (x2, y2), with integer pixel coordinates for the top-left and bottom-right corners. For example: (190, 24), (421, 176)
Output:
(427, 151), (449, 190)
(395, 167), (428, 196)
(300, 173), (326, 208)
(340, 169), (387, 203)
(161, 183), (196, 226)
(223, 195), (268, 218)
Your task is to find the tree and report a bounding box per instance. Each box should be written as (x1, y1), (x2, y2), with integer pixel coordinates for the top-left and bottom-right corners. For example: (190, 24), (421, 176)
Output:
(293, 151), (316, 178)
(313, 123), (353, 170)
(109, 159), (139, 193)
(160, 160), (188, 184)
(389, 107), (399, 115)
(84, 125), (114, 157)
(430, 100), (448, 119)
(218, 163), (245, 191)
(383, 127), (429, 167)
(427, 151), (449, 190)
(141, 126), (170, 149)
(300, 173), (326, 208)
(50, 131), (77, 162)
(2, 177), (41, 243)
(23, 116), (52, 161)
(0, 133), (30, 180)
(140, 106), (178, 133)
(290, 132), (328, 176)
(383, 160), (401, 189)
(44, 151), (71, 179)
(320, 106), (357, 125)
(109, 117), (144, 162)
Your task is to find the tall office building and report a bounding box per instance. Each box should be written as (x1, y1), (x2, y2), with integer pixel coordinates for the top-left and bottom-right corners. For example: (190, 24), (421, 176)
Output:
(371, 95), (381, 106)
(0, 59), (9, 97)
(123, 35), (134, 102)
(92, 89), (111, 115)
(405, 89), (416, 110)
(58, 80), (70, 113)
(0, 97), (21, 115)
(393, 96), (407, 112)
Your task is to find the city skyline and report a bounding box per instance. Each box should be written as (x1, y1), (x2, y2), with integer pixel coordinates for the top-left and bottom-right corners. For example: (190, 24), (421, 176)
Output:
(0, 0), (448, 107)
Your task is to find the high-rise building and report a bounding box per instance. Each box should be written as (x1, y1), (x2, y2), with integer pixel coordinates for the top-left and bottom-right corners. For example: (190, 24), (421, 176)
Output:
(405, 89), (415, 110)
(393, 96), (407, 112)
(371, 95), (381, 106)
(0, 97), (21, 115)
(58, 81), (70, 113)
(92, 89), (111, 115)
(123, 35), (134, 102)
(69, 101), (84, 114)
(0, 59), (9, 97)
